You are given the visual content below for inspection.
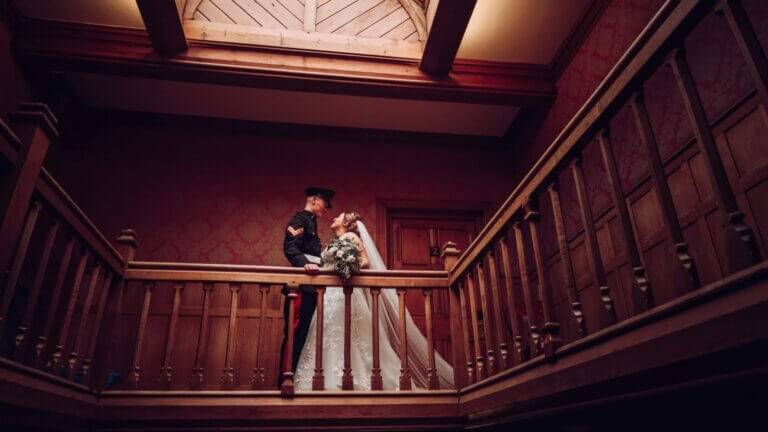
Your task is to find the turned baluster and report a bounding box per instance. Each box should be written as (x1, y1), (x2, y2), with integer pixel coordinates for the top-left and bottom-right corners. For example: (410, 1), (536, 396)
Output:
(128, 282), (154, 388)
(719, 0), (768, 109)
(571, 159), (618, 327)
(497, 236), (527, 365)
(464, 272), (484, 379)
(0, 201), (41, 337)
(342, 284), (354, 390)
(35, 234), (74, 367)
(159, 282), (184, 387)
(423, 287), (439, 389)
(280, 283), (299, 397)
(547, 183), (587, 338)
(51, 249), (90, 371)
(475, 261), (496, 375)
(370, 287), (383, 390)
(193, 283), (214, 389)
(67, 261), (103, 380)
(669, 47), (761, 272)
(397, 287), (412, 390)
(513, 220), (542, 356)
(312, 286), (326, 390)
(13, 218), (59, 360)
(251, 284), (270, 388)
(630, 91), (701, 293)
(457, 281), (474, 383)
(524, 202), (562, 357)
(597, 128), (653, 313)
(485, 250), (509, 370)
(82, 271), (113, 384)
(220, 283), (241, 388)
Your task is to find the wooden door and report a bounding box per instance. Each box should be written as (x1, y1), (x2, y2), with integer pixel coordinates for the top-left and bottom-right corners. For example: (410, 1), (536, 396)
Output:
(388, 211), (481, 362)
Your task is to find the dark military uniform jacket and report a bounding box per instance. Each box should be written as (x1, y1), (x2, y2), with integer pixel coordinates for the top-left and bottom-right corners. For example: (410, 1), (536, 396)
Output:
(283, 210), (322, 292)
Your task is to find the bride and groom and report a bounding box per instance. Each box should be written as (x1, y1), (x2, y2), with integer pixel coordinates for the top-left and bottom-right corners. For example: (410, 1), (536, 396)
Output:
(279, 187), (454, 391)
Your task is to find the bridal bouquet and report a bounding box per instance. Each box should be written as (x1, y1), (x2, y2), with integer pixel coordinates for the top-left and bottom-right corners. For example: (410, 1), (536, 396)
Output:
(324, 237), (362, 281)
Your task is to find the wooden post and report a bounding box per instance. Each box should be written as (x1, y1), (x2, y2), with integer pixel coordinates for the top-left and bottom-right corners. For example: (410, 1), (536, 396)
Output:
(464, 272), (485, 379)
(669, 47), (762, 273)
(369, 287), (383, 390)
(51, 249), (90, 372)
(571, 159), (618, 327)
(0, 103), (58, 288)
(280, 283), (299, 397)
(423, 287), (439, 389)
(82, 271), (114, 385)
(193, 283), (214, 389)
(547, 183), (587, 338)
(13, 219), (58, 361)
(128, 282), (154, 388)
(159, 282), (184, 387)
(312, 286), (326, 390)
(342, 284), (354, 390)
(0, 200), (41, 338)
(524, 202), (562, 357)
(597, 128), (653, 314)
(630, 91), (701, 293)
(397, 287), (412, 390)
(251, 284), (270, 389)
(441, 241), (469, 388)
(497, 236), (527, 365)
(513, 220), (542, 356)
(475, 262), (496, 375)
(485, 250), (508, 370)
(220, 283), (240, 388)
(68, 261), (103, 380)
(35, 234), (74, 367)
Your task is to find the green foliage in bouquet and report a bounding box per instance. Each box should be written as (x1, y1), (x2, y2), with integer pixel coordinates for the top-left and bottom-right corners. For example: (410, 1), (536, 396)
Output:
(326, 237), (362, 281)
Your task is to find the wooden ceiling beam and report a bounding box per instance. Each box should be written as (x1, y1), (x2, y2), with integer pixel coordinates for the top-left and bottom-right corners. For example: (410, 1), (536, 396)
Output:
(419, 0), (477, 76)
(136, 0), (187, 52)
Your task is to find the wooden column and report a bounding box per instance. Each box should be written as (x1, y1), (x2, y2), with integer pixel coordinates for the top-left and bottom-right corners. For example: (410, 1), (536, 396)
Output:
(0, 104), (58, 286)
(342, 284), (354, 390)
(280, 283), (299, 397)
(420, 0), (478, 75)
(369, 287), (383, 390)
(524, 203), (562, 357)
(312, 286), (326, 390)
(441, 242), (469, 389)
(423, 287), (439, 389)
(597, 128), (653, 313)
(669, 47), (762, 272)
(571, 160), (618, 327)
(159, 282), (184, 387)
(0, 200), (41, 337)
(497, 236), (527, 365)
(474, 262), (496, 375)
(82, 271), (113, 384)
(485, 250), (508, 370)
(630, 91), (700, 292)
(193, 283), (214, 389)
(51, 249), (90, 371)
(397, 287), (412, 390)
(251, 284), (270, 389)
(718, 0), (768, 109)
(547, 183), (587, 338)
(35, 234), (74, 367)
(464, 272), (484, 379)
(128, 282), (154, 388)
(67, 261), (103, 380)
(13, 219), (58, 360)
(513, 221), (541, 356)
(135, 0), (187, 52)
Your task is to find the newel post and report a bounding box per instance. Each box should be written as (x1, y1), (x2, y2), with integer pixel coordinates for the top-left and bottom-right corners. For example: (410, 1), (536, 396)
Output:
(441, 241), (468, 389)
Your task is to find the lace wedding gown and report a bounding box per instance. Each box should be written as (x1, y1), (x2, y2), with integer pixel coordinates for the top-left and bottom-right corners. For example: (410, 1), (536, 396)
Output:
(294, 221), (454, 391)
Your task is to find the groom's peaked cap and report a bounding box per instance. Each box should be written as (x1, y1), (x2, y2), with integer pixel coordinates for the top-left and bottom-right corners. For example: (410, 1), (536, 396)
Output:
(305, 187), (335, 208)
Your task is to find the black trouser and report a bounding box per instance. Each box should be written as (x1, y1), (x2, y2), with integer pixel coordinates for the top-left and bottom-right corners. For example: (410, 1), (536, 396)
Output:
(276, 288), (317, 388)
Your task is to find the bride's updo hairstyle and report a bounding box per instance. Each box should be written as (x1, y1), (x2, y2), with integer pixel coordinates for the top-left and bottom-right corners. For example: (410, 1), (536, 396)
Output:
(342, 212), (362, 236)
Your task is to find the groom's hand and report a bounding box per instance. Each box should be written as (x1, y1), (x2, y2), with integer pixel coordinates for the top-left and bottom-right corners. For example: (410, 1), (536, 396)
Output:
(304, 263), (319, 274)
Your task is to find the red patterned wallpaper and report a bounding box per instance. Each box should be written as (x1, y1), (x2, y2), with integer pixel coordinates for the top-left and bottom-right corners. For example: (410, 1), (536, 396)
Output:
(44, 115), (515, 265)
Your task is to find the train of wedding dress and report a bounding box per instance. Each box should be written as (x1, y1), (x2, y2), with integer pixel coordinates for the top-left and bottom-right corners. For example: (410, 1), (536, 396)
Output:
(293, 221), (454, 390)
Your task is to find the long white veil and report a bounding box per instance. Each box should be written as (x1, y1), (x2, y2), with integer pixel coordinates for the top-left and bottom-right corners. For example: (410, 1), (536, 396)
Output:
(357, 221), (454, 389)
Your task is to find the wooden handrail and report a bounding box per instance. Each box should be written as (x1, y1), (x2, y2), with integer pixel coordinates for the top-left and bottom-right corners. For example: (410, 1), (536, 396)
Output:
(449, 0), (705, 283)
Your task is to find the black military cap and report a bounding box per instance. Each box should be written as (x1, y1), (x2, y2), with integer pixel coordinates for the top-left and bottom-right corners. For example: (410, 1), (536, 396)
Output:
(305, 187), (335, 208)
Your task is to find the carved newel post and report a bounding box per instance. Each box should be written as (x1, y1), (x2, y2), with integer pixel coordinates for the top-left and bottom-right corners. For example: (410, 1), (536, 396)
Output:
(441, 242), (468, 389)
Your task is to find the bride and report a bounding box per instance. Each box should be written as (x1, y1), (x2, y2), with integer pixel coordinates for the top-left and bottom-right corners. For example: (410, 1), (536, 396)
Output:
(294, 211), (454, 390)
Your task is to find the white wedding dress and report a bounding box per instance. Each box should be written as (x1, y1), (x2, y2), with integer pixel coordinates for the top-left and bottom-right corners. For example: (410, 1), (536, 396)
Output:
(294, 221), (454, 391)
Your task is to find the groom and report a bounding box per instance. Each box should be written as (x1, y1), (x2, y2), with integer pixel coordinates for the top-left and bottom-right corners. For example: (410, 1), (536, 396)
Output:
(277, 186), (334, 389)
